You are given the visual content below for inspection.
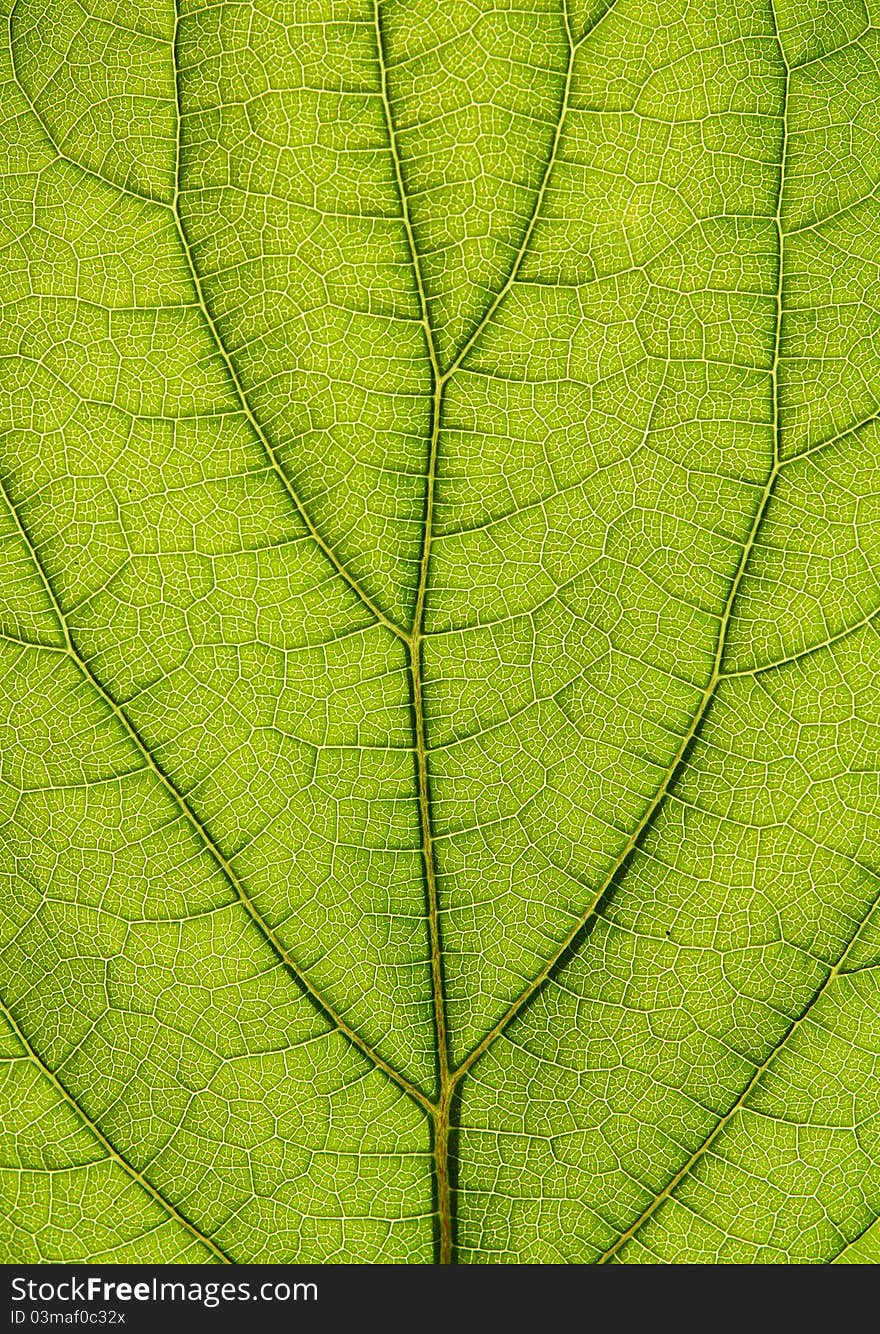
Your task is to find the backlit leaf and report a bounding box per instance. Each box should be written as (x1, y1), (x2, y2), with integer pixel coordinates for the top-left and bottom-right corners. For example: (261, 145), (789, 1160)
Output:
(2, 0), (880, 1264)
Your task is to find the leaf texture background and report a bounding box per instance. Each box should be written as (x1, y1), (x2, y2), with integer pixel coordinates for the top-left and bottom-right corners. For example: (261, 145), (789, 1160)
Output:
(2, 0), (880, 1264)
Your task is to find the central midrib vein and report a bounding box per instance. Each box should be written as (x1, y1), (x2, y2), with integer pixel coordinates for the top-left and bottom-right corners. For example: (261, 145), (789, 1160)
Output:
(374, 0), (590, 1262)
(374, 0), (796, 1262)
(371, 0), (451, 1262)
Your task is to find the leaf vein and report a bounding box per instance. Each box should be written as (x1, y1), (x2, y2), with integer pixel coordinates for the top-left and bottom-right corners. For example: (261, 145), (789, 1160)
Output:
(0, 470), (434, 1117)
(595, 869), (880, 1262)
(0, 990), (234, 1264)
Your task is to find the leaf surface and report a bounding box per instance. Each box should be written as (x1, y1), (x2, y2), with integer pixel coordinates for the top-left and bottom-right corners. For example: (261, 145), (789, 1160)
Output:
(2, 0), (880, 1264)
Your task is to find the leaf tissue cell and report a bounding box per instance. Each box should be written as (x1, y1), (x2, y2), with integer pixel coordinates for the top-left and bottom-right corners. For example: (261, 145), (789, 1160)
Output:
(1, 0), (880, 1265)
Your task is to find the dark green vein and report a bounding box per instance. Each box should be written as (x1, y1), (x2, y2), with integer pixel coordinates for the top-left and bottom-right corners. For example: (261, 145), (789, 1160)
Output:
(373, 0), (451, 1261)
(451, 0), (792, 1096)
(7, 1), (171, 207)
(372, 0), (621, 1261)
(591, 5), (800, 1264)
(596, 871), (880, 1262)
(451, 451), (786, 1085)
(443, 0), (617, 380)
(721, 603), (880, 679)
(167, 6), (408, 647)
(0, 989), (234, 1264)
(0, 471), (434, 1118)
(828, 1210), (880, 1263)
(8, 0), (408, 649)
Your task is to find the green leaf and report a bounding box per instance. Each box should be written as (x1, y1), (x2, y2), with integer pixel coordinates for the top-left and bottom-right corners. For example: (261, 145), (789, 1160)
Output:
(1, 0), (880, 1265)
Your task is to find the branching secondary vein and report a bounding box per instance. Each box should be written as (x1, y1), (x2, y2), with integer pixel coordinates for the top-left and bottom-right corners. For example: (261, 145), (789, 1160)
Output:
(592, 14), (793, 1260)
(0, 470), (433, 1117)
(169, 4), (409, 649)
(597, 871), (880, 1262)
(0, 990), (234, 1264)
